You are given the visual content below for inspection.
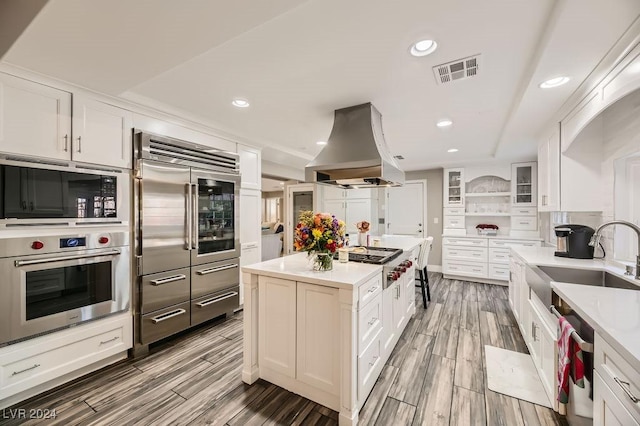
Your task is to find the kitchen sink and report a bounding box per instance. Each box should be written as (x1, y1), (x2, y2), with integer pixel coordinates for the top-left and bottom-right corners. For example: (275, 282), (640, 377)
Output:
(538, 266), (640, 290)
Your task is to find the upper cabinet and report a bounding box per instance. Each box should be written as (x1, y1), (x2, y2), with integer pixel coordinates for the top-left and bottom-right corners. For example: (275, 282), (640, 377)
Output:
(237, 145), (261, 190)
(511, 162), (537, 207)
(444, 168), (465, 207)
(537, 126), (560, 212)
(72, 94), (132, 169)
(0, 73), (71, 161)
(0, 72), (133, 169)
(320, 186), (378, 200)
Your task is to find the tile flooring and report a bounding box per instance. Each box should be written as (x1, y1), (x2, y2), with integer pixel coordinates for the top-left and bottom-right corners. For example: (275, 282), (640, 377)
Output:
(1, 274), (566, 425)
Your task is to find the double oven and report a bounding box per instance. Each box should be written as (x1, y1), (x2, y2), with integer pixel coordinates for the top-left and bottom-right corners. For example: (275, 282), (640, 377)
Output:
(0, 158), (130, 346)
(133, 131), (241, 351)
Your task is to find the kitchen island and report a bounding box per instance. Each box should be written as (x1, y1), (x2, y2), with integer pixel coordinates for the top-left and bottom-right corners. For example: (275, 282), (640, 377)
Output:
(242, 237), (422, 425)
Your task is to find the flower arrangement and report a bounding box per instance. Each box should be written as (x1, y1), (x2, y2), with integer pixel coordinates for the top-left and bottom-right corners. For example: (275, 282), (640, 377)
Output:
(294, 211), (346, 270)
(356, 221), (370, 233)
(476, 223), (499, 236)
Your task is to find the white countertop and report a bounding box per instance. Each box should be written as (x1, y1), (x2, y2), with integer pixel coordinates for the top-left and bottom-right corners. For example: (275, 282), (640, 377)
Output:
(552, 282), (640, 372)
(511, 246), (640, 370)
(242, 252), (382, 289)
(442, 234), (543, 241)
(376, 235), (423, 253)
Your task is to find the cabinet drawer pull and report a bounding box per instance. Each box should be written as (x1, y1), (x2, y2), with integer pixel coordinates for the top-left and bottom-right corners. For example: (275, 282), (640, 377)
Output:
(12, 364), (41, 376)
(99, 336), (119, 345)
(63, 134), (69, 152)
(614, 377), (639, 403)
(196, 264), (238, 275)
(472, 269), (481, 272)
(150, 274), (186, 286)
(151, 308), (186, 324)
(368, 317), (378, 326)
(519, 222), (529, 225)
(369, 355), (378, 367)
(196, 291), (238, 307)
(367, 286), (379, 293)
(77, 135), (82, 153)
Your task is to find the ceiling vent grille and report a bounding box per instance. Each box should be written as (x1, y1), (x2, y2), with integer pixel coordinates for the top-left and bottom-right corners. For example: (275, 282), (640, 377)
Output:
(393, 155), (405, 160)
(433, 54), (481, 85)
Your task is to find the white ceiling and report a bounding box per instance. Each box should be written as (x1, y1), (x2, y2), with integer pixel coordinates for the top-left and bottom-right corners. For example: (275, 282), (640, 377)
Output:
(4, 0), (640, 172)
(262, 178), (286, 193)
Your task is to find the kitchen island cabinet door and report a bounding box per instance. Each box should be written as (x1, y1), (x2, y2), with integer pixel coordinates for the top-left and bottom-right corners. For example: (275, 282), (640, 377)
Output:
(594, 371), (639, 426)
(0, 72), (71, 161)
(72, 95), (132, 169)
(258, 276), (296, 378)
(296, 282), (340, 395)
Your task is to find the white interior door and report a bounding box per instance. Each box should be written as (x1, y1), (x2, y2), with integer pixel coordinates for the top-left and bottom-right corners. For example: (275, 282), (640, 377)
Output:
(386, 181), (425, 236)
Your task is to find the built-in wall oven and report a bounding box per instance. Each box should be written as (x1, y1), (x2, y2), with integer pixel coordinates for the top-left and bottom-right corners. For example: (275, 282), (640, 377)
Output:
(0, 231), (130, 346)
(0, 157), (128, 226)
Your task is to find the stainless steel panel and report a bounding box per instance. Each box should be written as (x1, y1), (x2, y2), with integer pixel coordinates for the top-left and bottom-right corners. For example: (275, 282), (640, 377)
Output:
(140, 160), (190, 275)
(141, 267), (190, 314)
(191, 258), (239, 299)
(141, 301), (190, 344)
(191, 287), (239, 326)
(190, 169), (241, 265)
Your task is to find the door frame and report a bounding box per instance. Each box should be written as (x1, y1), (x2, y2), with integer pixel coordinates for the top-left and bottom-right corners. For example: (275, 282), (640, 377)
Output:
(285, 183), (316, 254)
(385, 179), (428, 238)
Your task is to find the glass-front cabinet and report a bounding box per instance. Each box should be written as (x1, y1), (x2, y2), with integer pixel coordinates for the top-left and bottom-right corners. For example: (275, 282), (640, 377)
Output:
(192, 170), (241, 264)
(444, 168), (465, 207)
(511, 162), (537, 207)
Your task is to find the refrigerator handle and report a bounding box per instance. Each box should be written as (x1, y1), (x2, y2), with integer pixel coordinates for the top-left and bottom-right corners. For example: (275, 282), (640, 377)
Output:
(193, 183), (199, 252)
(186, 183), (192, 251)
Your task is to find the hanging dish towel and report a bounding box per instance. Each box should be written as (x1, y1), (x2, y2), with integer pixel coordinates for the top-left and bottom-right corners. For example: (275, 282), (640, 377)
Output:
(557, 316), (585, 404)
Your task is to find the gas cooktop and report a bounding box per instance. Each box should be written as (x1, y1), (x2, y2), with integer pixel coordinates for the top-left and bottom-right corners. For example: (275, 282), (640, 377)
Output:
(334, 246), (403, 265)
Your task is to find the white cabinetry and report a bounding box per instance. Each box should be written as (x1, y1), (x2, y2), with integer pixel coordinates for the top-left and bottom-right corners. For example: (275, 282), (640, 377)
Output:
(239, 242), (259, 305)
(0, 72), (133, 169)
(72, 94), (133, 169)
(594, 332), (640, 425)
(237, 145), (261, 190)
(0, 72), (71, 161)
(444, 168), (465, 207)
(318, 187), (377, 236)
(0, 313), (131, 404)
(239, 188), (261, 306)
(511, 162), (537, 207)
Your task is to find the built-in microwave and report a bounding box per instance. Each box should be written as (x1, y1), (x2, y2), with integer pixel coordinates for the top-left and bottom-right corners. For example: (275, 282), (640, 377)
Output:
(0, 158), (128, 226)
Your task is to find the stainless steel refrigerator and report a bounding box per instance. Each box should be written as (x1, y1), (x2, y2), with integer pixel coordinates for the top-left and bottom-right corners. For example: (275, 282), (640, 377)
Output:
(133, 131), (241, 354)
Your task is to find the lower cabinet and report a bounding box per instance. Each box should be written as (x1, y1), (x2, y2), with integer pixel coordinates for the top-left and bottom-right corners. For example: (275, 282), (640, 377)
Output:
(0, 313), (132, 402)
(594, 371), (639, 426)
(527, 299), (556, 403)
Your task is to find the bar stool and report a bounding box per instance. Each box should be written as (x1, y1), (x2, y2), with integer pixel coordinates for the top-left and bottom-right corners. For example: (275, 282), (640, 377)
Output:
(415, 236), (433, 308)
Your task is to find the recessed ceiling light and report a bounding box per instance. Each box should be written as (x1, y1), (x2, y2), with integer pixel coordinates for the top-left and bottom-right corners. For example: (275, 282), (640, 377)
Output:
(436, 119), (453, 128)
(279, 182), (284, 185)
(447, 148), (459, 153)
(539, 77), (570, 89)
(317, 141), (327, 146)
(410, 39), (438, 57)
(232, 98), (250, 108)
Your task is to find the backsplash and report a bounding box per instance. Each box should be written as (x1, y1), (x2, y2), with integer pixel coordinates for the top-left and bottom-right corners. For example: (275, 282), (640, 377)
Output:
(539, 211), (612, 257)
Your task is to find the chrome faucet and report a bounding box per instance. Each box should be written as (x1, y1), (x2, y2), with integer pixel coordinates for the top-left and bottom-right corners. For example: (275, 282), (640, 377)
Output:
(589, 220), (640, 280)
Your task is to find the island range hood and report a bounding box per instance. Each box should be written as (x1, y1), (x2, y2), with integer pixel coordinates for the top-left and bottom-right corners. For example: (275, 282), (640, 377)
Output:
(305, 103), (405, 188)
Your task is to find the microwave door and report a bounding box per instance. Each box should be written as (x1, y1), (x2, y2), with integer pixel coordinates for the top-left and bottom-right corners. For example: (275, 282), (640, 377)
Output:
(191, 169), (241, 265)
(140, 160), (191, 275)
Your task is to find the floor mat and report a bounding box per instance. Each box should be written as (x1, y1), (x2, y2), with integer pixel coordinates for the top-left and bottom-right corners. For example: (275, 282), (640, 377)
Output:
(485, 345), (552, 408)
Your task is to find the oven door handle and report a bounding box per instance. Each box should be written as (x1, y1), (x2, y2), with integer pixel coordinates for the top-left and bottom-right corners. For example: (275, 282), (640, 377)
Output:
(195, 264), (238, 275)
(14, 249), (121, 267)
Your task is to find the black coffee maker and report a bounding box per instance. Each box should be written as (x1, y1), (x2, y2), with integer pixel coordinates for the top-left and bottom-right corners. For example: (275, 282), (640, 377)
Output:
(554, 225), (595, 259)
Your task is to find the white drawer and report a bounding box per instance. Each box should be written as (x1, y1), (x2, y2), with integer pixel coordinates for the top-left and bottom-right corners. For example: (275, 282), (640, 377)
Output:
(443, 261), (488, 278)
(511, 216), (537, 231)
(442, 237), (488, 247)
(358, 274), (382, 309)
(443, 246), (488, 262)
(0, 316), (130, 398)
(489, 239), (541, 248)
(489, 264), (510, 281)
(358, 295), (383, 355)
(511, 207), (537, 216)
(595, 333), (640, 421)
(444, 207), (465, 216)
(443, 215), (465, 229)
(489, 248), (511, 264)
(358, 331), (383, 401)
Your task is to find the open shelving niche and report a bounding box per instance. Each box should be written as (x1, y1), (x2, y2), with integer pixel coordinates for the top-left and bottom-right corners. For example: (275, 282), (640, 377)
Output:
(464, 175), (511, 235)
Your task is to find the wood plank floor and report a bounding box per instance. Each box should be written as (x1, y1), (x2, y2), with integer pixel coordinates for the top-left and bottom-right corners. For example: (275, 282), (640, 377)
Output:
(1, 274), (567, 425)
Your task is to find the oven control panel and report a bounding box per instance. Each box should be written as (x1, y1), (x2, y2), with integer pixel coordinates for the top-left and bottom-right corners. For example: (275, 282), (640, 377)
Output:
(60, 237), (87, 248)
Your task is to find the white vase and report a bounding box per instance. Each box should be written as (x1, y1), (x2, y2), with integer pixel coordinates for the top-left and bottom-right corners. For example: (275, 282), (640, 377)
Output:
(357, 232), (368, 247)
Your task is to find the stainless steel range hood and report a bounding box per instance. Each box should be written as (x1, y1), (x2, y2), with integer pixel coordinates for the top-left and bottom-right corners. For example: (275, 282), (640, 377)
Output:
(305, 103), (404, 187)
